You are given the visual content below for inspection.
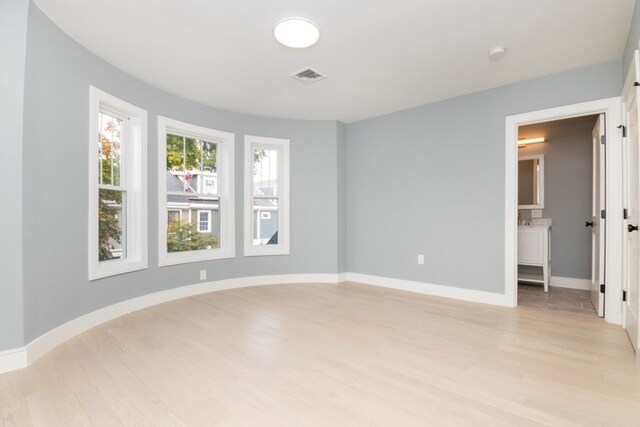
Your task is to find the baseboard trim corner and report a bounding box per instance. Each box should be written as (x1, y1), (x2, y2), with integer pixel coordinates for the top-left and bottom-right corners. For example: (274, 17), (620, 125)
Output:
(2, 271), (511, 374)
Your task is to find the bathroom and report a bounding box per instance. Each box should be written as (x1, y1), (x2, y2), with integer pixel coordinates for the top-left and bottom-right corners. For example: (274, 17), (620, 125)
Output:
(517, 114), (600, 316)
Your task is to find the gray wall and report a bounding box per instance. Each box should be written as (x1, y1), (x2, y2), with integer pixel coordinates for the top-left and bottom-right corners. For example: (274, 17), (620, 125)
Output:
(0, 0), (29, 351)
(622, 0), (640, 81)
(337, 121), (347, 273)
(345, 61), (621, 293)
(20, 5), (341, 345)
(3, 2), (637, 351)
(519, 119), (595, 280)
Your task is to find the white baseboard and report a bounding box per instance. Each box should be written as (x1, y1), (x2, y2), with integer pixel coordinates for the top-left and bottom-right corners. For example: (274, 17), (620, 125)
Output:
(1, 272), (510, 374)
(0, 347), (27, 374)
(1, 273), (340, 374)
(550, 276), (591, 290)
(342, 272), (510, 307)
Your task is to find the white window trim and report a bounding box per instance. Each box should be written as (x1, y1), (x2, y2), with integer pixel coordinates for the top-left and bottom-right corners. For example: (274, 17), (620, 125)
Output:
(88, 86), (148, 280)
(244, 135), (290, 256)
(158, 116), (235, 266)
(197, 210), (211, 233)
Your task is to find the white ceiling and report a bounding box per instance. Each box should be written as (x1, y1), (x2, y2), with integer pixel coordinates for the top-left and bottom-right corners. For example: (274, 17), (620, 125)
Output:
(34, 0), (635, 123)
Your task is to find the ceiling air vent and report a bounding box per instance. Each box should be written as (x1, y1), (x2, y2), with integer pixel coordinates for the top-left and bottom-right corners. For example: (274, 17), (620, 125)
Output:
(291, 67), (325, 83)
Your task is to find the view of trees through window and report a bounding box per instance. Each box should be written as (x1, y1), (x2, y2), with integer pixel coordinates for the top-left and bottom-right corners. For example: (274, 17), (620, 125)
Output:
(98, 112), (125, 261)
(165, 134), (219, 252)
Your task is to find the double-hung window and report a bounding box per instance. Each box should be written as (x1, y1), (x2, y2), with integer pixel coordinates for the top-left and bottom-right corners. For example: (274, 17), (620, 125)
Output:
(89, 87), (147, 280)
(244, 135), (289, 256)
(158, 117), (235, 265)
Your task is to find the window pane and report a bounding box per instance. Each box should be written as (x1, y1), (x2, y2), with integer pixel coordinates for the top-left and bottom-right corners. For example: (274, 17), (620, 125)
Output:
(98, 188), (126, 261)
(253, 197), (278, 246)
(166, 134), (217, 195)
(253, 148), (278, 196)
(198, 211), (210, 232)
(166, 207), (220, 253)
(98, 112), (122, 186)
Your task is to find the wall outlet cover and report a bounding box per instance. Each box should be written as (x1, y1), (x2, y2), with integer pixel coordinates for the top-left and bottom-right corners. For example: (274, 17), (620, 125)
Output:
(417, 254), (424, 265)
(200, 270), (207, 280)
(531, 209), (542, 218)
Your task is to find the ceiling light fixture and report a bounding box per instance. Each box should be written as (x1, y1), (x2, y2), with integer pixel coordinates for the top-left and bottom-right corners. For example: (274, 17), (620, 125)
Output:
(488, 46), (506, 60)
(274, 17), (319, 49)
(518, 137), (545, 146)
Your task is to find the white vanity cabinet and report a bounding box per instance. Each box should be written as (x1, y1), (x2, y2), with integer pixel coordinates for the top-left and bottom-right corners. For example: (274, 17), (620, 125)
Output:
(517, 226), (551, 292)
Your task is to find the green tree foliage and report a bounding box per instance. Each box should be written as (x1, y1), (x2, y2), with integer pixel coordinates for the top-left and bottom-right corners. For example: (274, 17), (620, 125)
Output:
(98, 115), (123, 261)
(98, 189), (122, 261)
(167, 220), (218, 253)
(166, 134), (217, 172)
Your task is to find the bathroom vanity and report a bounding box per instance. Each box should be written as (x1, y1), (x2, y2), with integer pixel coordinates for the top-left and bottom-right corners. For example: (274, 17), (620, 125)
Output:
(517, 225), (551, 292)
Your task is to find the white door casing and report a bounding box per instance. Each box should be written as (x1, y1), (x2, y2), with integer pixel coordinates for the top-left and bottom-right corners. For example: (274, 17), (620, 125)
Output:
(505, 97), (624, 324)
(622, 49), (640, 354)
(591, 114), (606, 317)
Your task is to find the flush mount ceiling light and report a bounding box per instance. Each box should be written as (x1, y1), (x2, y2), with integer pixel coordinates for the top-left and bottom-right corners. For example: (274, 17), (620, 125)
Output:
(518, 137), (545, 146)
(274, 17), (319, 48)
(488, 46), (506, 60)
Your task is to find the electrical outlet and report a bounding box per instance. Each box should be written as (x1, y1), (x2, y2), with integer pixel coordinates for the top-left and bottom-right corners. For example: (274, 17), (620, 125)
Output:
(531, 209), (542, 218)
(200, 269), (207, 280)
(417, 254), (424, 265)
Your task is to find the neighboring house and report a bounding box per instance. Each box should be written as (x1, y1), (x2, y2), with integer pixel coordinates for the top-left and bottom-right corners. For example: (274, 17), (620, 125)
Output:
(165, 171), (278, 245)
(252, 179), (279, 245)
(166, 171), (220, 239)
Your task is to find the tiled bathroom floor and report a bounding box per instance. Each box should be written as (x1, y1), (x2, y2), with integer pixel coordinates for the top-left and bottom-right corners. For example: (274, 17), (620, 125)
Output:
(518, 283), (596, 316)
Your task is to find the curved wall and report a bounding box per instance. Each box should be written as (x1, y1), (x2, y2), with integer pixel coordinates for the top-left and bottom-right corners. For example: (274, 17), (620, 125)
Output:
(21, 4), (342, 345)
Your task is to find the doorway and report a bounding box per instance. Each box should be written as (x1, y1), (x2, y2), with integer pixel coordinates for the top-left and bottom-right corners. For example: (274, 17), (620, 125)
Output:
(516, 115), (601, 317)
(504, 97), (624, 325)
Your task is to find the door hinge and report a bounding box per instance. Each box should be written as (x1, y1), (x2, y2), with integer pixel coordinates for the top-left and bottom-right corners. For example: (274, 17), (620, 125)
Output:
(600, 284), (606, 293)
(601, 209), (606, 219)
(623, 290), (627, 302)
(624, 208), (628, 219)
(617, 124), (627, 137)
(635, 82), (640, 86)
(600, 135), (606, 144)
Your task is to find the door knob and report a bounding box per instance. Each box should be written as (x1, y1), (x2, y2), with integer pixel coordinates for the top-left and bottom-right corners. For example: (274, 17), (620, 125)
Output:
(629, 224), (639, 232)
(585, 221), (594, 227)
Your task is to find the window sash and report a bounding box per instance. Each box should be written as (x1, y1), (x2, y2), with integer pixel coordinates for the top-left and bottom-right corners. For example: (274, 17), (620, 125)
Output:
(157, 116), (235, 266)
(89, 86), (147, 281)
(244, 136), (289, 256)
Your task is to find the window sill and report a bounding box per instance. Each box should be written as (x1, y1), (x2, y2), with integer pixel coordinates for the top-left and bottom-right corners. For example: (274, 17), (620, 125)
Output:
(158, 248), (235, 267)
(89, 259), (148, 281)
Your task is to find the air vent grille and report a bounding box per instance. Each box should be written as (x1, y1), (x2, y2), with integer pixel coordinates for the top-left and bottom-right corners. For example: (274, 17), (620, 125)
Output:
(291, 67), (325, 83)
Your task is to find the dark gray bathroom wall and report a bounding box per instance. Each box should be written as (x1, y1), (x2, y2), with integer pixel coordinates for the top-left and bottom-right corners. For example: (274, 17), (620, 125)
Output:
(519, 118), (596, 280)
(20, 5), (342, 346)
(345, 61), (621, 294)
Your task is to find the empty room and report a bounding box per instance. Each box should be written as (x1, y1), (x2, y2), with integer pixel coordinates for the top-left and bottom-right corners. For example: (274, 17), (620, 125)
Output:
(2, 0), (640, 426)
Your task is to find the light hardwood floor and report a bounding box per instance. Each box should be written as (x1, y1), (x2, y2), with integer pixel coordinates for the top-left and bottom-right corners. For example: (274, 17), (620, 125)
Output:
(1, 282), (639, 427)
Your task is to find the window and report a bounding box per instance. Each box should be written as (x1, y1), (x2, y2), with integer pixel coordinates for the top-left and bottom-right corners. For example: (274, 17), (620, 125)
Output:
(244, 135), (289, 256)
(167, 209), (182, 224)
(158, 116), (235, 266)
(89, 87), (147, 280)
(197, 210), (211, 233)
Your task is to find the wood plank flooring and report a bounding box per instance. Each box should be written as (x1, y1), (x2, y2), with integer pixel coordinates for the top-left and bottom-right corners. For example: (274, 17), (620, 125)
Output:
(1, 282), (639, 427)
